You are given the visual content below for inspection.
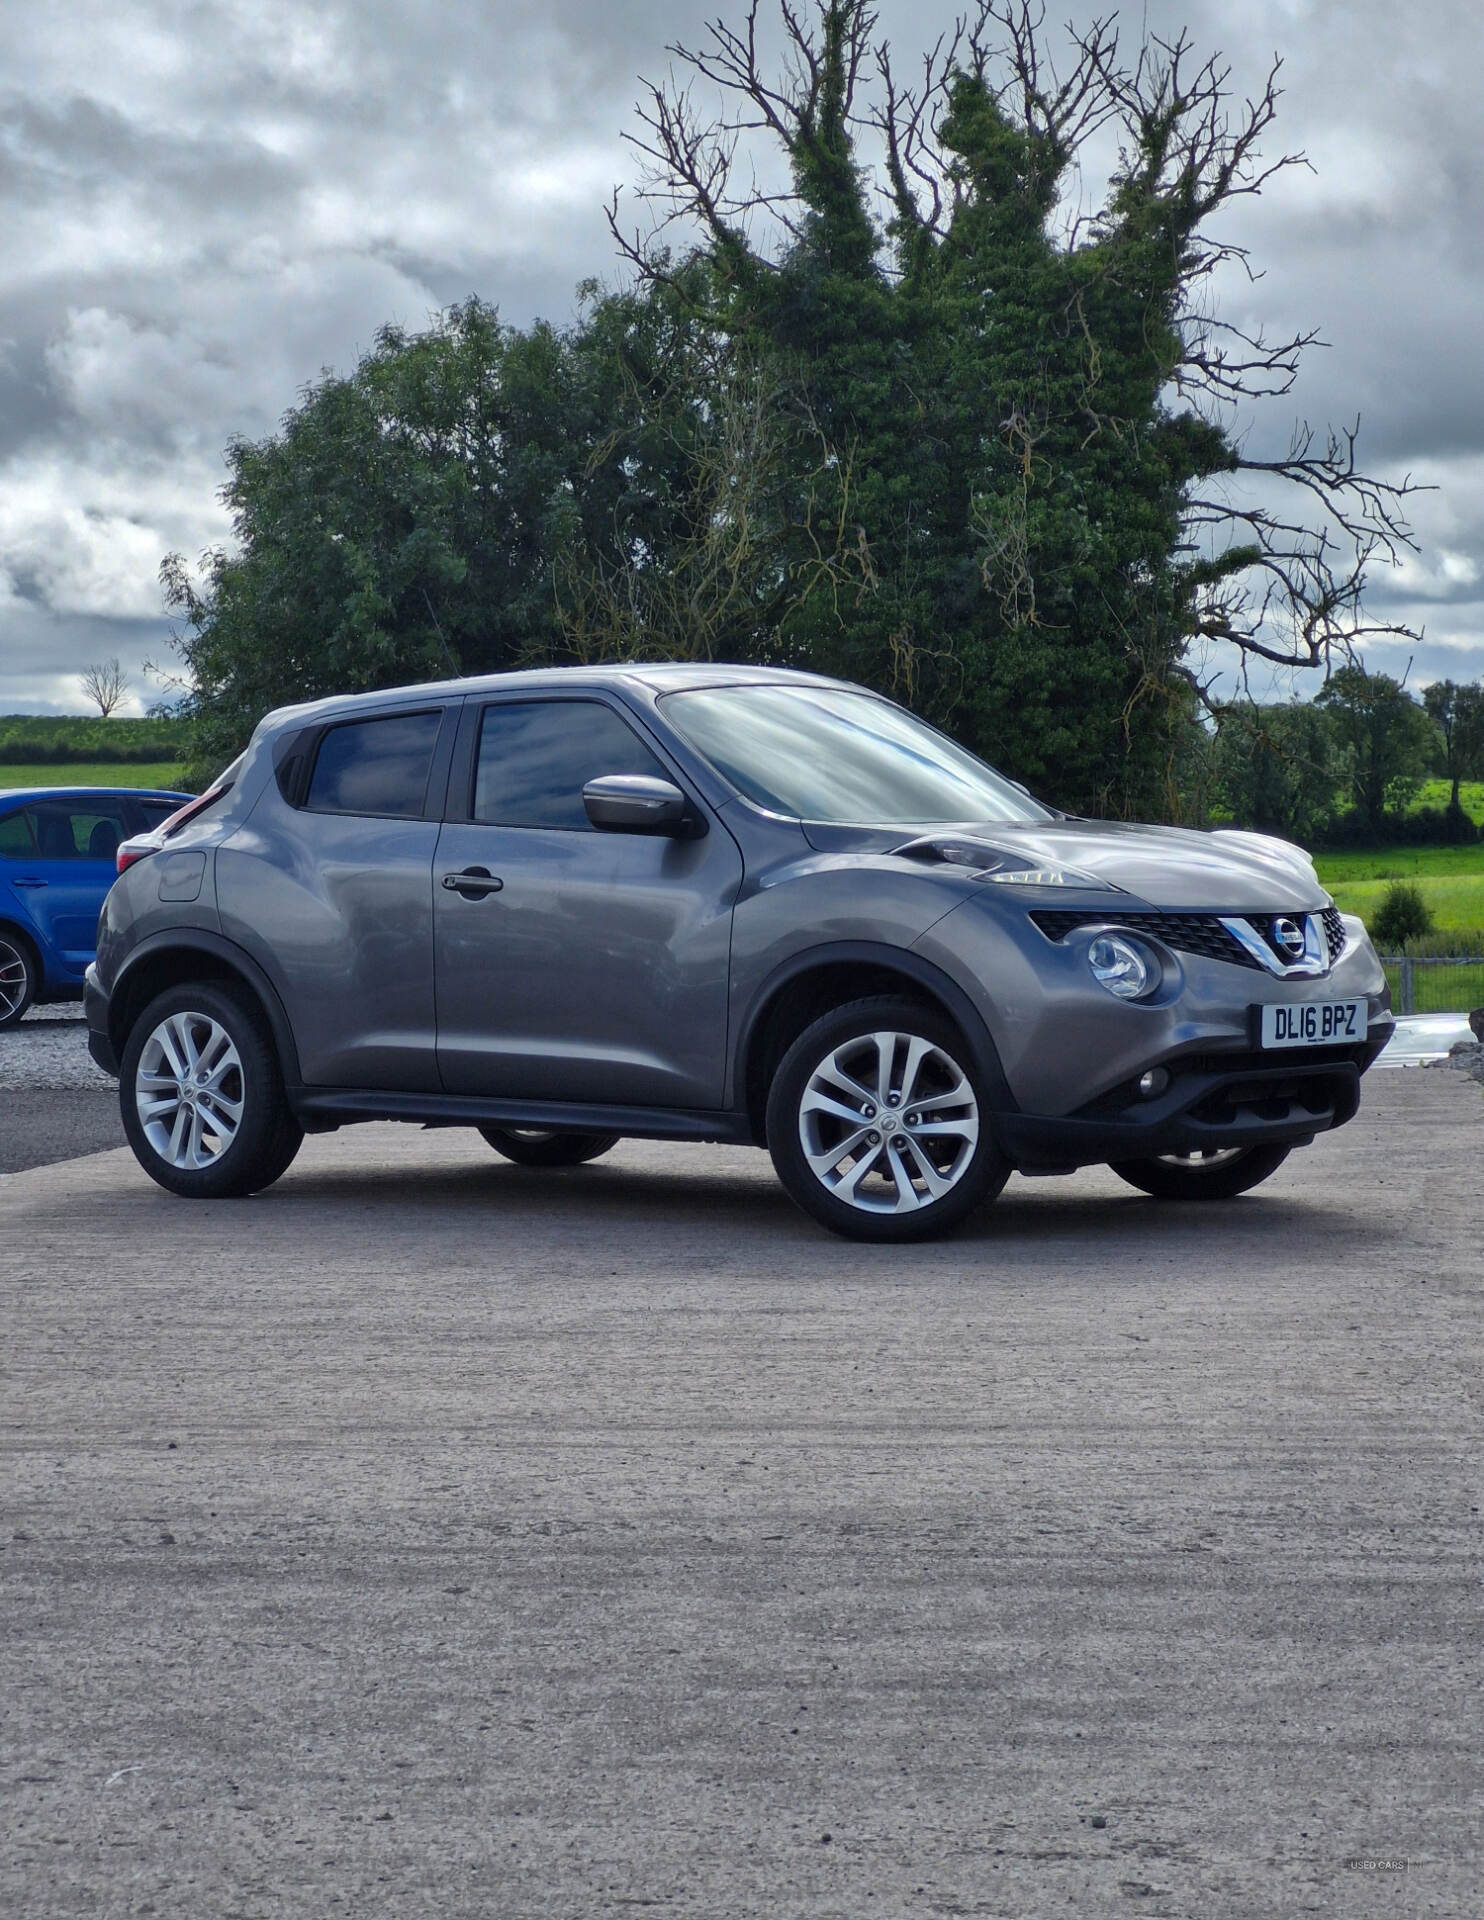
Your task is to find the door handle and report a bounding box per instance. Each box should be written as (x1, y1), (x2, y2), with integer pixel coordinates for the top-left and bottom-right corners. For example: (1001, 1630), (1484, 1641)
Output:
(12, 877), (47, 888)
(441, 867), (504, 899)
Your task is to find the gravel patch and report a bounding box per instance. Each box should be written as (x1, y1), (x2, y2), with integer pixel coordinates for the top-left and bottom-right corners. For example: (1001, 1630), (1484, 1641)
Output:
(0, 1007), (112, 1091)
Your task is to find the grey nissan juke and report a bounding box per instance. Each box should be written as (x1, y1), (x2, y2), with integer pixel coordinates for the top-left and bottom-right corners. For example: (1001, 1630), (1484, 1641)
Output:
(85, 664), (1392, 1241)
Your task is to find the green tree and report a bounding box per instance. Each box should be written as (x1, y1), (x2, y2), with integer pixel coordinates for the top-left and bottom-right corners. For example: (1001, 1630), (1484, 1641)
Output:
(1422, 678), (1484, 820)
(1212, 701), (1342, 844)
(163, 284), (863, 775)
(607, 1), (1420, 812)
(164, 301), (613, 771)
(1315, 666), (1435, 837)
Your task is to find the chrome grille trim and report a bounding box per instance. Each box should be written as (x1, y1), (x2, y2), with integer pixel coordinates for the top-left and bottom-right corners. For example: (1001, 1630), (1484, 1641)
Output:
(1219, 913), (1329, 979)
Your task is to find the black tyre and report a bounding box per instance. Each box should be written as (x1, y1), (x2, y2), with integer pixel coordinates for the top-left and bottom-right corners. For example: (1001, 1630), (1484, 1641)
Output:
(478, 1126), (621, 1168)
(1110, 1143), (1291, 1201)
(0, 929), (37, 1029)
(119, 981), (304, 1198)
(766, 994), (1009, 1242)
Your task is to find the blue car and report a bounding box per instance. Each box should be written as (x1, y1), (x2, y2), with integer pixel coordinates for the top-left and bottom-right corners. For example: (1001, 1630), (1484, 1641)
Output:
(0, 785), (194, 1027)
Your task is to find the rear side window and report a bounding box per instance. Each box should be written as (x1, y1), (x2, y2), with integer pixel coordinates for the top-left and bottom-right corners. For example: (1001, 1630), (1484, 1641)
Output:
(473, 701), (668, 830)
(307, 712), (441, 818)
(136, 800), (182, 828)
(0, 810), (35, 857)
(24, 801), (130, 861)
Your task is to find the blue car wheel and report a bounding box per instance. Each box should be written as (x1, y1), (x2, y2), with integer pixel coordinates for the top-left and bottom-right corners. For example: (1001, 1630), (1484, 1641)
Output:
(0, 929), (37, 1028)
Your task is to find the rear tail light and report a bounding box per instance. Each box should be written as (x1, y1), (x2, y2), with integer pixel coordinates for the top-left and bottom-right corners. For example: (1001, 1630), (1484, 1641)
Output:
(115, 783), (228, 874)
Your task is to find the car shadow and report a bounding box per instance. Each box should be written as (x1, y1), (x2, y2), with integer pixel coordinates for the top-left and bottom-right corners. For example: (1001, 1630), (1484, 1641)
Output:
(263, 1147), (1395, 1263)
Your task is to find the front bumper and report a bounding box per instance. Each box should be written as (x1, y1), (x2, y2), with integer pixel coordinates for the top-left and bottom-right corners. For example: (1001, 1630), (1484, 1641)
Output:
(915, 897), (1393, 1169)
(997, 1024), (1391, 1171)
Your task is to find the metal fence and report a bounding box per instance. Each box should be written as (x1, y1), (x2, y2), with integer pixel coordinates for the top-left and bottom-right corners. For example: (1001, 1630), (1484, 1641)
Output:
(1380, 956), (1484, 1016)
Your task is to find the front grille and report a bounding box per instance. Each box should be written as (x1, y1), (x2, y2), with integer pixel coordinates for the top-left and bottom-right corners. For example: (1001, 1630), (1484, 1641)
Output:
(1031, 909), (1262, 970)
(1033, 906), (1344, 973)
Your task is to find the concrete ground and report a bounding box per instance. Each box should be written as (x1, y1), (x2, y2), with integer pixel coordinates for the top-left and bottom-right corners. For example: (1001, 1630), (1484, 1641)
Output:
(1, 1069), (1481, 1918)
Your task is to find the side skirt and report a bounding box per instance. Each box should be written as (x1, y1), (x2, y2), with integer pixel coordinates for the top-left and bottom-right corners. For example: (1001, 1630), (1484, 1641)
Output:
(292, 1086), (756, 1146)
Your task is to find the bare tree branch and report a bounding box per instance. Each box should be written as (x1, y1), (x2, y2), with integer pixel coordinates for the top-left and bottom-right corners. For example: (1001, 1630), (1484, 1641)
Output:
(80, 658), (128, 717)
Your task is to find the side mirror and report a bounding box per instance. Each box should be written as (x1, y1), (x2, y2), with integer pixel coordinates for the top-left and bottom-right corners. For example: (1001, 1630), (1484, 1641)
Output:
(583, 774), (700, 837)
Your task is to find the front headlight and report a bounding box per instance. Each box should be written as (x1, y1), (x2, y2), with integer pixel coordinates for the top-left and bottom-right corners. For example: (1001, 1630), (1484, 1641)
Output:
(1088, 933), (1154, 1000)
(978, 864), (1113, 888)
(895, 837), (1120, 890)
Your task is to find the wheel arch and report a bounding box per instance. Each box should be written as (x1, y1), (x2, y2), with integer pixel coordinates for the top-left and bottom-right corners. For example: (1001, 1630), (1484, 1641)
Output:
(0, 914), (42, 972)
(734, 941), (1016, 1146)
(0, 915), (43, 1013)
(108, 933), (303, 1087)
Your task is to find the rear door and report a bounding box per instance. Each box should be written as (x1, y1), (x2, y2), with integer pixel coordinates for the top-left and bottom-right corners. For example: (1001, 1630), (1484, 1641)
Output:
(433, 695), (743, 1108)
(17, 796), (132, 977)
(216, 707), (453, 1090)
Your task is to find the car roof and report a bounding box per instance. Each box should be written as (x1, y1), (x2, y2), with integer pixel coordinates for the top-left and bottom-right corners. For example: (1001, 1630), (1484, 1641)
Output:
(0, 787), (194, 805)
(255, 661), (863, 737)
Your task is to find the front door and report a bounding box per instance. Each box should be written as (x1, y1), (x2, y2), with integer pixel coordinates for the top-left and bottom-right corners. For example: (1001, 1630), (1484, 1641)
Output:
(434, 697), (743, 1108)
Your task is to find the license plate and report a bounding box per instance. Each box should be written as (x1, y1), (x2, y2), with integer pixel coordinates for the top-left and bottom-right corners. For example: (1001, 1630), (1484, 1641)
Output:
(1260, 999), (1367, 1048)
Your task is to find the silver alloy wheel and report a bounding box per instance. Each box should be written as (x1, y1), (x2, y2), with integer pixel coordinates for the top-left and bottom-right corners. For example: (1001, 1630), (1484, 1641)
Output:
(135, 1010), (245, 1171)
(798, 1028), (980, 1215)
(0, 937), (28, 1019)
(1153, 1147), (1246, 1169)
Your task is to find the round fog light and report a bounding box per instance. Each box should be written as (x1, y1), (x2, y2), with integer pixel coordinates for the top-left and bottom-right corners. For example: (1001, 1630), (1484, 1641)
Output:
(1137, 1068), (1170, 1099)
(1088, 933), (1154, 1001)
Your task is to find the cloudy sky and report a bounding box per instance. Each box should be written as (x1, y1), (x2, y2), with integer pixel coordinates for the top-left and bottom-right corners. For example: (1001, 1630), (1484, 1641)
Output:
(1, 0), (1481, 713)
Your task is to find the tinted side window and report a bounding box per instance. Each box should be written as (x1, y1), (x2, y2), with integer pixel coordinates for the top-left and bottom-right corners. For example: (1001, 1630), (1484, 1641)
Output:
(306, 712), (441, 818)
(136, 800), (181, 828)
(25, 801), (130, 860)
(474, 701), (667, 830)
(0, 810), (35, 857)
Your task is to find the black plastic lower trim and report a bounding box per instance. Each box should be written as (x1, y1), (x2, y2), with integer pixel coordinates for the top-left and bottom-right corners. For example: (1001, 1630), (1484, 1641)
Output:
(292, 1087), (754, 1145)
(83, 972), (119, 1076)
(87, 1028), (120, 1077)
(998, 1058), (1363, 1172)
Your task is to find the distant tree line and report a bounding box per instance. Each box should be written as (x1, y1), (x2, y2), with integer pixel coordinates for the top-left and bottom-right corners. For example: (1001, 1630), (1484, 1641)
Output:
(1210, 669), (1484, 845)
(162, 1), (1422, 816)
(0, 714), (190, 765)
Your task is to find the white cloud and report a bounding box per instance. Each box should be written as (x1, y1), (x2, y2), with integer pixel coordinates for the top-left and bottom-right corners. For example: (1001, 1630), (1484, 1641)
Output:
(0, 449), (224, 618)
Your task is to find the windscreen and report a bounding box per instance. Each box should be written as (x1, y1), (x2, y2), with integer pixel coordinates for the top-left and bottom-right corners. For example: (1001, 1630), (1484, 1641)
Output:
(662, 686), (1053, 826)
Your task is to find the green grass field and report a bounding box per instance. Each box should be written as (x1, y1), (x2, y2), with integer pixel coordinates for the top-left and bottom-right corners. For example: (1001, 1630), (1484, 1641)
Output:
(1312, 845), (1484, 882)
(0, 762), (190, 793)
(1312, 844), (1484, 1000)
